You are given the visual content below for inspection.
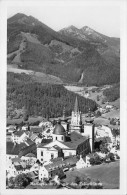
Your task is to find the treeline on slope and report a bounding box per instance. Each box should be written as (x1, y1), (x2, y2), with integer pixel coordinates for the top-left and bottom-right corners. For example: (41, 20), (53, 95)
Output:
(19, 41), (120, 86)
(7, 72), (97, 118)
(103, 83), (120, 102)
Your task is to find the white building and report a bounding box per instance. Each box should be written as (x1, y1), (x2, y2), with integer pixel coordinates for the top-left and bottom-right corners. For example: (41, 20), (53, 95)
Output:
(76, 155), (91, 169)
(11, 131), (28, 144)
(37, 124), (90, 163)
(38, 166), (49, 180)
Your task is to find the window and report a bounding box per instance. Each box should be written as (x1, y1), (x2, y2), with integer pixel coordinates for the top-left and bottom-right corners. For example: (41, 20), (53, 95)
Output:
(41, 151), (43, 156)
(61, 136), (63, 140)
(51, 154), (54, 159)
(56, 137), (57, 140)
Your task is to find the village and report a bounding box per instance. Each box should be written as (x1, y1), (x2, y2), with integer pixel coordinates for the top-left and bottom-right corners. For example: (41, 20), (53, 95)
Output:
(6, 96), (120, 189)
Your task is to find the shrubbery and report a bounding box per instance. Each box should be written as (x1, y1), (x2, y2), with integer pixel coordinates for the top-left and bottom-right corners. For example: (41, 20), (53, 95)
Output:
(71, 176), (103, 189)
(8, 174), (32, 189)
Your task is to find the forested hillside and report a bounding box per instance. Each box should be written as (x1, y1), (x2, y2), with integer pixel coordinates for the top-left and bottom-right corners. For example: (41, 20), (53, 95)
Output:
(103, 83), (120, 102)
(7, 13), (120, 86)
(7, 72), (97, 118)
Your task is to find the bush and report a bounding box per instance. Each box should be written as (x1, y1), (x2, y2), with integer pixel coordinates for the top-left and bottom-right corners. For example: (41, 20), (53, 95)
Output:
(100, 138), (109, 154)
(107, 153), (115, 161)
(75, 176), (81, 184)
(94, 156), (102, 165)
(103, 83), (120, 102)
(95, 110), (101, 117)
(8, 177), (15, 188)
(15, 173), (32, 188)
(89, 157), (95, 165)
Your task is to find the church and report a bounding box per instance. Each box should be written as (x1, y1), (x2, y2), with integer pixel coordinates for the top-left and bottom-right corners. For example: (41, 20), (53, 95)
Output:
(37, 97), (95, 163)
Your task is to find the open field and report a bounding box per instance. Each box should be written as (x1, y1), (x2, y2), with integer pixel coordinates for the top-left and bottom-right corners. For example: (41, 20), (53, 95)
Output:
(109, 98), (120, 109)
(64, 85), (113, 107)
(7, 64), (63, 84)
(64, 160), (120, 189)
(102, 109), (120, 119)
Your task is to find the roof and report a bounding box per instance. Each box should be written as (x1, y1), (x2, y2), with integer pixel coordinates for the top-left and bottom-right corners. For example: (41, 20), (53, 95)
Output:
(95, 136), (112, 143)
(37, 139), (53, 148)
(13, 130), (25, 137)
(30, 126), (42, 133)
(29, 133), (38, 141)
(53, 145), (62, 151)
(85, 117), (94, 123)
(27, 171), (38, 179)
(14, 165), (24, 171)
(38, 132), (88, 150)
(53, 124), (66, 135)
(25, 138), (34, 146)
(7, 125), (16, 129)
(6, 142), (27, 155)
(11, 157), (22, 163)
(25, 153), (36, 158)
(18, 143), (37, 158)
(63, 131), (88, 149)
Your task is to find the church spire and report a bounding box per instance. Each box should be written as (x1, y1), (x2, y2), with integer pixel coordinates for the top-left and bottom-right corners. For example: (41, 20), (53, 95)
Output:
(74, 96), (79, 113)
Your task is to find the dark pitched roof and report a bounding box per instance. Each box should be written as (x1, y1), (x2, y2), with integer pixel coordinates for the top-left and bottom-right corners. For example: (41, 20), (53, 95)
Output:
(63, 132), (88, 149)
(11, 157), (22, 163)
(37, 139), (53, 148)
(29, 133), (38, 141)
(53, 145), (62, 151)
(27, 171), (38, 179)
(6, 142), (27, 155)
(13, 130), (24, 136)
(25, 138), (34, 146)
(30, 126), (42, 133)
(18, 143), (37, 158)
(95, 136), (112, 143)
(25, 153), (36, 158)
(14, 165), (24, 171)
(38, 132), (88, 150)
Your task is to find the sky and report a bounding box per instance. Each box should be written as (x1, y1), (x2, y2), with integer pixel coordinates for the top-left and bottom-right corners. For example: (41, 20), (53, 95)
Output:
(7, 3), (120, 37)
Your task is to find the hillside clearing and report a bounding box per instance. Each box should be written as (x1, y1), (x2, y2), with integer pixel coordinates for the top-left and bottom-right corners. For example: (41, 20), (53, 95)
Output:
(7, 65), (63, 84)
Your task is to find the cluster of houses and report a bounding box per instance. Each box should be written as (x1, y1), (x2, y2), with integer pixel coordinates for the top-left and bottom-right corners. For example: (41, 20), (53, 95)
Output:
(97, 104), (114, 114)
(6, 97), (120, 185)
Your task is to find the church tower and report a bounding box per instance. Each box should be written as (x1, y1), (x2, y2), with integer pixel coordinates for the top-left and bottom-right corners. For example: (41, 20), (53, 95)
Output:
(83, 109), (95, 153)
(70, 96), (82, 133)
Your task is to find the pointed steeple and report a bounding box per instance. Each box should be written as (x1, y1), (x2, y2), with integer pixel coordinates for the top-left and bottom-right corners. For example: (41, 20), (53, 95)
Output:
(74, 96), (79, 113)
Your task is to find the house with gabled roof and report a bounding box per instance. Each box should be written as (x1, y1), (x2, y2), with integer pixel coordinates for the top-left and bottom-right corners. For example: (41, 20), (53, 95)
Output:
(6, 141), (28, 161)
(18, 143), (37, 158)
(39, 165), (65, 181)
(76, 155), (91, 169)
(11, 130), (28, 144)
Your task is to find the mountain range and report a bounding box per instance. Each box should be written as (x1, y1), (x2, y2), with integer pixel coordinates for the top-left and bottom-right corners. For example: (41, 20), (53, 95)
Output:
(7, 13), (120, 86)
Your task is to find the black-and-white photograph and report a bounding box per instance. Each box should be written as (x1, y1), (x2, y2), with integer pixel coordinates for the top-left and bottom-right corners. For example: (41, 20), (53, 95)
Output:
(0, 0), (127, 194)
